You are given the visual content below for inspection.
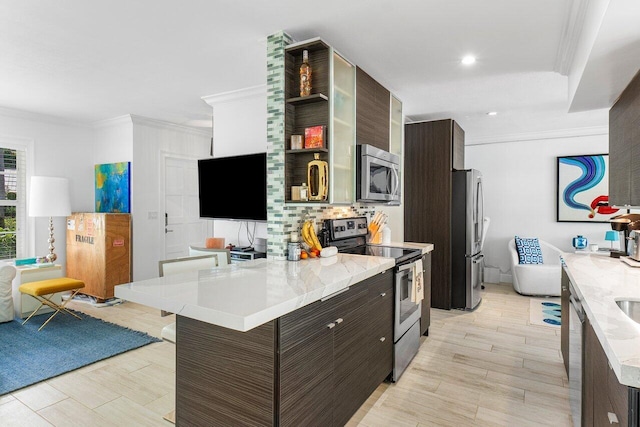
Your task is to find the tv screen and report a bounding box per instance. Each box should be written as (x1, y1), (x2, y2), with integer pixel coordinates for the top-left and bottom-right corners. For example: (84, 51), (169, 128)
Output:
(198, 152), (267, 221)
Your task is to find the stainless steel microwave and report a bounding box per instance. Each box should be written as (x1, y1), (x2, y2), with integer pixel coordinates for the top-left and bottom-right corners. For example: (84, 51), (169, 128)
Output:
(356, 144), (401, 203)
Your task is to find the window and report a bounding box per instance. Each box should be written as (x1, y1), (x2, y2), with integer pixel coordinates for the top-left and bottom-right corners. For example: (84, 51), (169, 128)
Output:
(0, 147), (26, 260)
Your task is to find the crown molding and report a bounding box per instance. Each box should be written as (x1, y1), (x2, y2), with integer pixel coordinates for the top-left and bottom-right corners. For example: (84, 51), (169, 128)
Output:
(555, 0), (590, 75)
(130, 114), (211, 136)
(465, 125), (608, 146)
(201, 85), (267, 107)
(91, 114), (133, 129)
(0, 106), (92, 128)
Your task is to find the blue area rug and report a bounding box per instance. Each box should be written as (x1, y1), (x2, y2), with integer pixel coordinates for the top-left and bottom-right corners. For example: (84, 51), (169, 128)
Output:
(0, 310), (161, 395)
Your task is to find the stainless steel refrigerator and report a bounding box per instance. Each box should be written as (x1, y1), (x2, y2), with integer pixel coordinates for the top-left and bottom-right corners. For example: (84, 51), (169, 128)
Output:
(451, 169), (484, 310)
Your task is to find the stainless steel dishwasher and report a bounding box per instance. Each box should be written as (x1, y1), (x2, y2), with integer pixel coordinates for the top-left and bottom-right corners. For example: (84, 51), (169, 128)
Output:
(568, 281), (584, 427)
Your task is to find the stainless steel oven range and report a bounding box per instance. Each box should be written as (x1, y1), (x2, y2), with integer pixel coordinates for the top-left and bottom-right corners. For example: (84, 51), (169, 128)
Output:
(324, 216), (423, 382)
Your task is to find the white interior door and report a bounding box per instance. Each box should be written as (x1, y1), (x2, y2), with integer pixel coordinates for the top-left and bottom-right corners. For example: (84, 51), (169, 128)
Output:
(164, 156), (206, 260)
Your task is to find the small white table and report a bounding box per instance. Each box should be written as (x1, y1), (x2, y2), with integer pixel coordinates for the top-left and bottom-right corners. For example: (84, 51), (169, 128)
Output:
(12, 264), (63, 319)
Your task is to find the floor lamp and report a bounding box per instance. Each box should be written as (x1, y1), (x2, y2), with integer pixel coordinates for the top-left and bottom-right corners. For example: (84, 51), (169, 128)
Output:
(28, 176), (71, 263)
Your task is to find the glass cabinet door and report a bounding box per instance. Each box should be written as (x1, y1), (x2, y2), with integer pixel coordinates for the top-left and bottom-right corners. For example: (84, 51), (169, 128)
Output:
(330, 51), (356, 204)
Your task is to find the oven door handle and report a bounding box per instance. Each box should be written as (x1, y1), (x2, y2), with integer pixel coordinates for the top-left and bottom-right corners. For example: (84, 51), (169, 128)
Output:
(397, 261), (417, 273)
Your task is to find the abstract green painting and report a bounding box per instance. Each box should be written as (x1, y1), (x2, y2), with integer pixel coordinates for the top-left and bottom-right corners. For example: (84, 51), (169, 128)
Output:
(95, 162), (131, 213)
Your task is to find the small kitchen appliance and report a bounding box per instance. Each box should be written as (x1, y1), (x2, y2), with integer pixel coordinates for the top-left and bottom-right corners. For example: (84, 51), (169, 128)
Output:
(324, 216), (423, 382)
(609, 213), (640, 259)
(356, 144), (400, 204)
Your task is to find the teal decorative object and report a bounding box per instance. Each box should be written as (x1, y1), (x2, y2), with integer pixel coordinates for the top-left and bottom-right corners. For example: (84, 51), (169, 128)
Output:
(572, 235), (588, 250)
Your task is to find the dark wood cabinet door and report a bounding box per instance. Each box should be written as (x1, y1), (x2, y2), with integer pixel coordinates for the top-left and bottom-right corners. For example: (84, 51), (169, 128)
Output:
(584, 318), (596, 427)
(367, 270), (394, 393)
(561, 268), (570, 375)
(279, 299), (335, 426)
(404, 119), (454, 310)
(609, 67), (640, 206)
(420, 252), (432, 336)
(333, 302), (370, 427)
(356, 66), (390, 151)
(279, 325), (334, 427)
(607, 359), (629, 427)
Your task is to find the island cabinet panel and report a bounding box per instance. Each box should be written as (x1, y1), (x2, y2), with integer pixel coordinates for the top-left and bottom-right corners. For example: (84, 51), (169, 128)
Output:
(332, 285), (370, 427)
(175, 270), (395, 426)
(176, 316), (275, 426)
(279, 298), (335, 427)
(279, 320), (334, 427)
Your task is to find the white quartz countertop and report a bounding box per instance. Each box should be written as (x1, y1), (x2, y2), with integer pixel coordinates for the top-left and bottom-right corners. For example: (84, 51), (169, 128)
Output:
(115, 242), (433, 332)
(563, 253), (640, 388)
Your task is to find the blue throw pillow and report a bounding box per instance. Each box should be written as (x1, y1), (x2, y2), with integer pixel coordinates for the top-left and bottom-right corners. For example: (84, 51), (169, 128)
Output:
(515, 236), (544, 264)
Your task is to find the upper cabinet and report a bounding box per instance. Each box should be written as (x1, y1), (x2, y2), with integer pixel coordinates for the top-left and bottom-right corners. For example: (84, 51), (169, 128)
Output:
(609, 69), (640, 207)
(356, 67), (391, 151)
(284, 38), (356, 205)
(389, 95), (403, 158)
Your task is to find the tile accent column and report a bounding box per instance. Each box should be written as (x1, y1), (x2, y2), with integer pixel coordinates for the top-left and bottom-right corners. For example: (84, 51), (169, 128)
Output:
(266, 31), (389, 259)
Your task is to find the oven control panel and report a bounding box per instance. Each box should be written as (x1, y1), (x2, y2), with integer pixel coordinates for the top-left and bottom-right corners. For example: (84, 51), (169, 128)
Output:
(326, 217), (368, 240)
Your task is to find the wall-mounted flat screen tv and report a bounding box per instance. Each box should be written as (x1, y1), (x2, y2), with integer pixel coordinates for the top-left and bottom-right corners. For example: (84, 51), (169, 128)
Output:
(197, 152), (267, 221)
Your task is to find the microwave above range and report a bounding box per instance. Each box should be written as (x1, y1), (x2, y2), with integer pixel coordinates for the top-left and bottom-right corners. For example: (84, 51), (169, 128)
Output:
(356, 144), (401, 204)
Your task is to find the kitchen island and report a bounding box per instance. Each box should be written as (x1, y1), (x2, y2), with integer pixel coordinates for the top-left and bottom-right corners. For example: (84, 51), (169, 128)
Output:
(561, 253), (640, 426)
(115, 244), (433, 426)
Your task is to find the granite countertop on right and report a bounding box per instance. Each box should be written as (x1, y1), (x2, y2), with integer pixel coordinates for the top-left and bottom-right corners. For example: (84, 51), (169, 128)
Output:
(562, 252), (640, 388)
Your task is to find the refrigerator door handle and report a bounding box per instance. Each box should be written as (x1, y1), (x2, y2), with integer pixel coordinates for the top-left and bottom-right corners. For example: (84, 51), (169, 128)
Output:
(476, 178), (484, 245)
(472, 253), (484, 264)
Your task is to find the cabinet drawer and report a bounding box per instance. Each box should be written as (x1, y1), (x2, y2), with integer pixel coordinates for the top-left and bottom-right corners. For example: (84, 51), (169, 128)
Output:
(280, 299), (335, 352)
(368, 270), (393, 302)
(330, 283), (369, 316)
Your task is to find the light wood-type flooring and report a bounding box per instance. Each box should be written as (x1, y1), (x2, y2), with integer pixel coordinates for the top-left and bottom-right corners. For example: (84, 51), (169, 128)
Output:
(0, 282), (571, 426)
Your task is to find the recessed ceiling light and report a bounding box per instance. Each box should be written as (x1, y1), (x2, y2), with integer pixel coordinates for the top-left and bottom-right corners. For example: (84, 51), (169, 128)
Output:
(461, 55), (476, 65)
(487, 111), (497, 116)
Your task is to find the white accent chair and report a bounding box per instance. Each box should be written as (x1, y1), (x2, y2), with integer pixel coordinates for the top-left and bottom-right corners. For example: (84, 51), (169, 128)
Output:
(188, 246), (231, 266)
(0, 264), (17, 323)
(158, 254), (219, 343)
(508, 239), (563, 297)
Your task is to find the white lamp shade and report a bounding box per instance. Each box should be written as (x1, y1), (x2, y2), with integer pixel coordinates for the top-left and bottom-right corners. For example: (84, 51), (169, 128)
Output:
(28, 176), (72, 217)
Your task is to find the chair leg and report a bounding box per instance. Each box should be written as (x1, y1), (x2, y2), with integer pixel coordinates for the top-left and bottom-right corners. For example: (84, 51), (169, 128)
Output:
(22, 289), (83, 330)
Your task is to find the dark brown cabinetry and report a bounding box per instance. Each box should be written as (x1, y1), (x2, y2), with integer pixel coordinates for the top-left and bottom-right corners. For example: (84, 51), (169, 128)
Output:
(356, 67), (390, 151)
(175, 270), (394, 426)
(584, 317), (629, 427)
(420, 252), (432, 335)
(562, 267), (638, 426)
(561, 267), (570, 375)
(609, 69), (640, 207)
(283, 38), (356, 205)
(404, 119), (465, 310)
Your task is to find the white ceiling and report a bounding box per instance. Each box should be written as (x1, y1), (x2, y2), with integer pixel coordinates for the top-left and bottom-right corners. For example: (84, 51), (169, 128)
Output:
(1, 0), (639, 143)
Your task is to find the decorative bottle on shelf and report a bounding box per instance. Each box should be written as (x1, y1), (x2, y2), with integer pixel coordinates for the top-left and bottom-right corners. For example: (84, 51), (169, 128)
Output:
(300, 183), (308, 201)
(299, 50), (312, 97)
